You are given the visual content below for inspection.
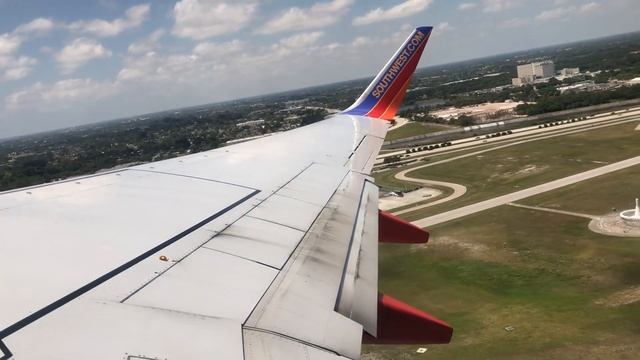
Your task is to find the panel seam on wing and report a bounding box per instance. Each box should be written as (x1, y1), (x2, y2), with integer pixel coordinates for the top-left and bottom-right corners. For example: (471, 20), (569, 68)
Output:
(243, 327), (346, 359)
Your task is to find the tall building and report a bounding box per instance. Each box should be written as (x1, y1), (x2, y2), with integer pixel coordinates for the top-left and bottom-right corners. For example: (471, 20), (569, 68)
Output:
(535, 61), (555, 78)
(512, 60), (556, 86)
(516, 64), (535, 78)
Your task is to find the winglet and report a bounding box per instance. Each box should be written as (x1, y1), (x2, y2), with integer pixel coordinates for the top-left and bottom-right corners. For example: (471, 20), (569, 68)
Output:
(342, 26), (433, 120)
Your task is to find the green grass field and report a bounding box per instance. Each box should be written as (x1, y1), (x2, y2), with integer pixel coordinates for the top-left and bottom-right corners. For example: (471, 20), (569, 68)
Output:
(396, 121), (640, 221)
(366, 205), (640, 360)
(367, 117), (640, 359)
(386, 122), (456, 142)
(519, 165), (640, 215)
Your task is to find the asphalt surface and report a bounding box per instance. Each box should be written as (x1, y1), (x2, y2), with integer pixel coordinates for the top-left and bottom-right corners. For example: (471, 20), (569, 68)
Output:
(384, 112), (640, 215)
(412, 155), (640, 228)
(507, 203), (596, 219)
(391, 174), (467, 215)
(377, 107), (640, 164)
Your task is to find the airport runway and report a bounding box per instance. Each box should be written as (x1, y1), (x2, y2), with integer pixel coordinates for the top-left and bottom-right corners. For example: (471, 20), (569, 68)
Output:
(398, 114), (640, 172)
(377, 107), (640, 165)
(412, 155), (640, 228)
(380, 112), (640, 215)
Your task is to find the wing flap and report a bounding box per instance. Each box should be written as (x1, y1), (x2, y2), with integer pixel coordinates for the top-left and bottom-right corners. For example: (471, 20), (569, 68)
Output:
(244, 329), (351, 360)
(245, 172), (369, 359)
(335, 180), (379, 336)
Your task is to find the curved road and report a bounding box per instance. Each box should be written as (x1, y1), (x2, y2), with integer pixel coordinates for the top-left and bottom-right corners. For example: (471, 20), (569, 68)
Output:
(382, 111), (640, 221)
(392, 169), (467, 215)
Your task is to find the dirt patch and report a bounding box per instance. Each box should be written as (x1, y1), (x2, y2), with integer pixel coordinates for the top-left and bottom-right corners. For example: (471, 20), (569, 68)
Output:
(595, 285), (640, 307)
(588, 214), (640, 237)
(491, 164), (548, 181)
(431, 101), (523, 121)
(538, 341), (640, 360)
(361, 353), (388, 360)
(429, 235), (491, 254)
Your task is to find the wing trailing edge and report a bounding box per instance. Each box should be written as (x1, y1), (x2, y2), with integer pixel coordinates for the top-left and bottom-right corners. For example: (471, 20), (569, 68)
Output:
(342, 26), (433, 120)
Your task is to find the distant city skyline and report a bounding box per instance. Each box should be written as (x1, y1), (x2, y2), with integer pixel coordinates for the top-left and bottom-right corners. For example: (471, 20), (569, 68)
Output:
(0, 0), (639, 138)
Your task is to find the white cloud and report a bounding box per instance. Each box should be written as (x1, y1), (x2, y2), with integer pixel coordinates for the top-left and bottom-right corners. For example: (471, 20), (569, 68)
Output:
(482, 0), (517, 13)
(350, 28), (415, 50)
(0, 34), (22, 56)
(15, 18), (56, 35)
(352, 36), (375, 47)
(116, 29), (335, 90)
(68, 4), (150, 37)
(0, 30), (37, 81)
(6, 78), (116, 111)
(458, 2), (477, 10)
(278, 31), (324, 48)
(2, 26), (426, 133)
(117, 39), (246, 83)
(192, 39), (244, 58)
(536, 7), (573, 21)
(437, 22), (454, 33)
(55, 38), (112, 74)
(353, 0), (433, 26)
(580, 2), (600, 12)
(499, 17), (529, 28)
(172, 0), (257, 40)
(259, 0), (353, 34)
(0, 55), (37, 81)
(536, 1), (600, 21)
(535, 3), (600, 22)
(128, 29), (165, 54)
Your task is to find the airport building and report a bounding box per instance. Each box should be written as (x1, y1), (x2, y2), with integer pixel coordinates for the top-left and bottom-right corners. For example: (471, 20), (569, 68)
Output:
(560, 67), (580, 76)
(512, 60), (556, 86)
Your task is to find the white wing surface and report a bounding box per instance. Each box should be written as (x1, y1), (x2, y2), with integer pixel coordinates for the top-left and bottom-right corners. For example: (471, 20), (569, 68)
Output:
(0, 26), (447, 360)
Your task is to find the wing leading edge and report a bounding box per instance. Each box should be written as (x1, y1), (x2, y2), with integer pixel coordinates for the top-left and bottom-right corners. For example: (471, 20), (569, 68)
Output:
(0, 26), (450, 360)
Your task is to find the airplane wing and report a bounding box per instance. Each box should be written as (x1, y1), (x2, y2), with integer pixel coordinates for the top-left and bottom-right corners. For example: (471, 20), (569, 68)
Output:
(0, 26), (451, 360)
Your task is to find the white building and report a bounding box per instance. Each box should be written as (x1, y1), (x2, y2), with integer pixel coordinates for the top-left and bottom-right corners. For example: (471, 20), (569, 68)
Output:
(512, 60), (556, 86)
(560, 67), (580, 76)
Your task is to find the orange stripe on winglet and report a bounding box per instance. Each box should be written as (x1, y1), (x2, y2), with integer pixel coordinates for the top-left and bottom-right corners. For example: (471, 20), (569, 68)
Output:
(379, 75), (413, 120)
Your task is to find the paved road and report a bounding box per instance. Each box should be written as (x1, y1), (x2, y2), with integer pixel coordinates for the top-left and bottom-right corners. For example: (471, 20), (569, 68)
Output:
(383, 113), (640, 216)
(385, 114), (640, 215)
(507, 203), (596, 219)
(377, 108), (640, 164)
(392, 172), (467, 215)
(388, 117), (409, 131)
(386, 114), (640, 175)
(413, 155), (640, 228)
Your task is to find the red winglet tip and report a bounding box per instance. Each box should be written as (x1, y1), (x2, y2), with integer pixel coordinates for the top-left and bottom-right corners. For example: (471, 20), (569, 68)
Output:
(364, 293), (453, 345)
(379, 210), (429, 244)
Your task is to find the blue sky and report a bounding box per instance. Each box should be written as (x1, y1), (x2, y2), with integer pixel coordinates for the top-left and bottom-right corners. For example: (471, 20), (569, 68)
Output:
(0, 0), (639, 138)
